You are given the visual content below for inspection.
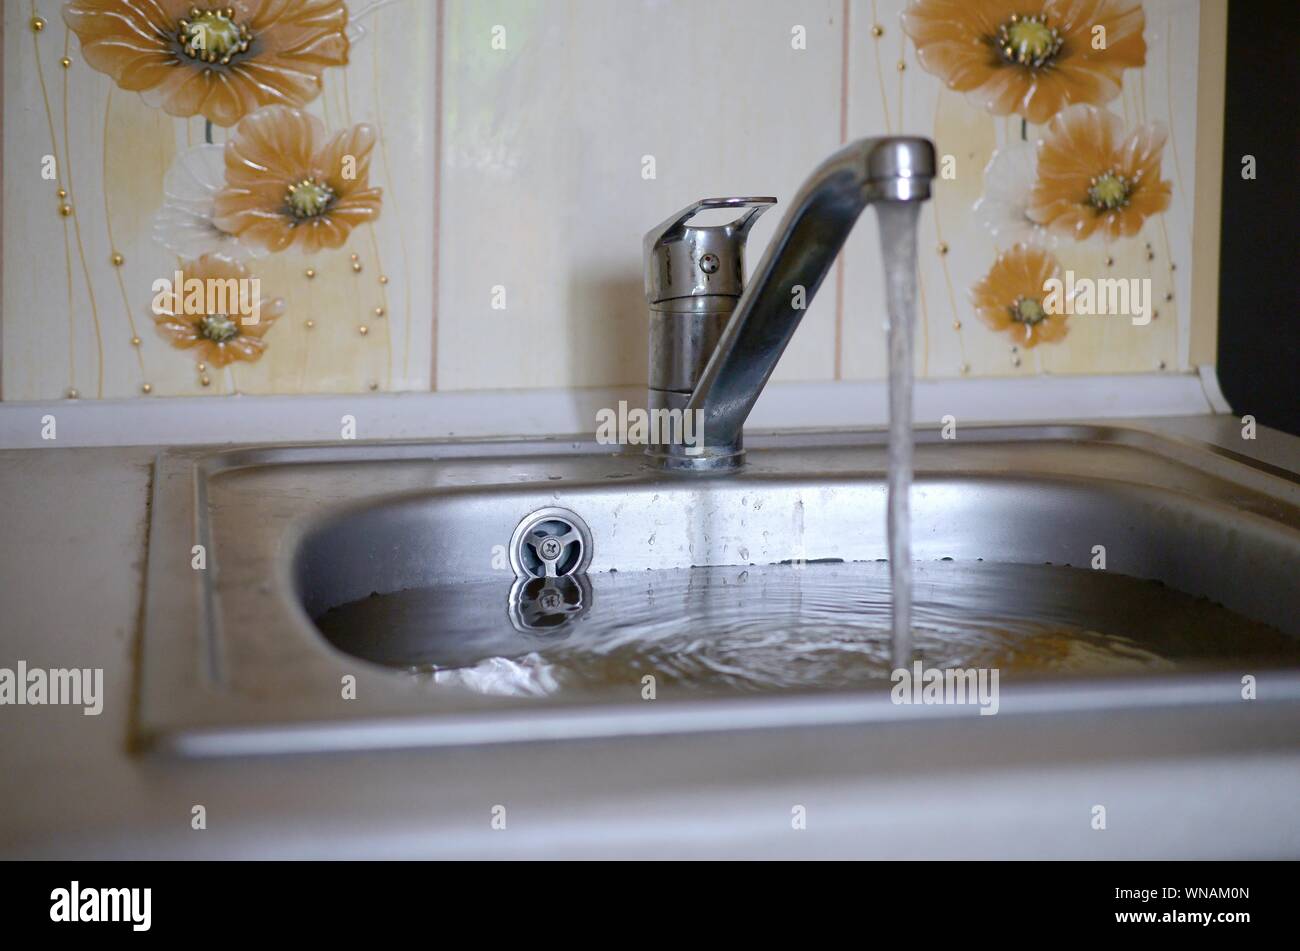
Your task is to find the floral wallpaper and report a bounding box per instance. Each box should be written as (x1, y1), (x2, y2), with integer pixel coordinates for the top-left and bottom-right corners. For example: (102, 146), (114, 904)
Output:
(3, 0), (1213, 400)
(837, 0), (1201, 382)
(4, 0), (432, 399)
(905, 0), (1174, 352)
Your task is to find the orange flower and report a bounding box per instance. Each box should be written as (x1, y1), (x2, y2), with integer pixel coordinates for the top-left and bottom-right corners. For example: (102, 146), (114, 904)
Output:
(970, 244), (1068, 348)
(213, 106), (382, 254)
(63, 0), (349, 127)
(1028, 104), (1171, 241)
(152, 253), (285, 366)
(901, 0), (1146, 125)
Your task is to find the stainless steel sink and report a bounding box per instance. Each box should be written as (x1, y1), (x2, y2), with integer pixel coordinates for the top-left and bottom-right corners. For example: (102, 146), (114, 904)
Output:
(137, 423), (1300, 756)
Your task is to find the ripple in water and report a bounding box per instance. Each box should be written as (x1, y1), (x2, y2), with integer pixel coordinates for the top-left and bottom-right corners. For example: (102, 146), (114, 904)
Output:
(314, 561), (1300, 698)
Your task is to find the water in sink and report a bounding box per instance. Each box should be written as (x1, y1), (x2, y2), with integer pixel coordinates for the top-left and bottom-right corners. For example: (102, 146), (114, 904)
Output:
(313, 561), (1300, 698)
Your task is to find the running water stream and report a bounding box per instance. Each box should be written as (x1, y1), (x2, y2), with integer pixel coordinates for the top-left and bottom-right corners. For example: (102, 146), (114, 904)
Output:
(876, 201), (922, 668)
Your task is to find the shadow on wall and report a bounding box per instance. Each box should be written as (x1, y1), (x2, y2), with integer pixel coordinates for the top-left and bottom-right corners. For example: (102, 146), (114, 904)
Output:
(565, 272), (648, 392)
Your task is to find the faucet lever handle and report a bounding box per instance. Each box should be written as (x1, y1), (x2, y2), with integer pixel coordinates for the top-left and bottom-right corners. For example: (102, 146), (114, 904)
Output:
(644, 196), (776, 249)
(643, 197), (776, 304)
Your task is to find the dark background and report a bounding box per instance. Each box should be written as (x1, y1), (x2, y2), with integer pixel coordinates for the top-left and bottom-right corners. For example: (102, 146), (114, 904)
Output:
(1217, 0), (1299, 435)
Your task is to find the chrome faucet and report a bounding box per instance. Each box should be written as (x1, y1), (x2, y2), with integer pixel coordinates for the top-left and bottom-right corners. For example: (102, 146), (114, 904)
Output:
(643, 136), (936, 471)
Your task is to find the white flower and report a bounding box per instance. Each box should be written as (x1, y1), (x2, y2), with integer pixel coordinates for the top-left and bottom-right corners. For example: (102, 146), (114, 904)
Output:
(974, 143), (1055, 248)
(151, 145), (260, 261)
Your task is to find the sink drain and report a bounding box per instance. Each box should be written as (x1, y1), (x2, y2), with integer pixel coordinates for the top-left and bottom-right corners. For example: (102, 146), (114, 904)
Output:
(509, 507), (592, 579)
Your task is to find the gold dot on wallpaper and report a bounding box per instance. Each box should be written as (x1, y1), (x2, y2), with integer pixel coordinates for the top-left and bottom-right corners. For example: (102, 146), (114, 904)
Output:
(130, 336), (141, 347)
(367, 382), (379, 391)
(349, 252), (359, 261)
(305, 319), (315, 329)
(1164, 291), (1173, 301)
(1152, 309), (1160, 320)
(1105, 256), (1114, 267)
(871, 24), (884, 38)
(112, 252), (125, 266)
(374, 306), (385, 317)
(141, 383), (153, 395)
(937, 242), (949, 255)
(1012, 356), (1022, 367)
(197, 362), (207, 372)
(57, 189), (67, 200)
(1146, 250), (1155, 261)
(1158, 360), (1167, 370)
(358, 325), (369, 336)
(960, 363), (970, 375)
(304, 267), (316, 279)
(378, 275), (389, 285)
(351, 262), (363, 273)
(66, 388), (78, 399)
(58, 204), (73, 217)
(31, 16), (45, 32)
(952, 320), (962, 330)
(60, 57), (72, 68)
(200, 375), (211, 387)
(1170, 262), (1177, 271)
(896, 61), (906, 72)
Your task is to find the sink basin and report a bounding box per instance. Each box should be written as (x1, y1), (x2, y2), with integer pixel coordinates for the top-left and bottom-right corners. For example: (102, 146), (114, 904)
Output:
(136, 423), (1300, 755)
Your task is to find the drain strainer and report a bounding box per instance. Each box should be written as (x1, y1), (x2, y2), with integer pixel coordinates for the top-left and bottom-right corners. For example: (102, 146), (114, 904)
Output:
(509, 507), (592, 578)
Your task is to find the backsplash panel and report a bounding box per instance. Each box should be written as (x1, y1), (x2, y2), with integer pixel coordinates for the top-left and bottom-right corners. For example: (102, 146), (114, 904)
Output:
(840, 0), (1200, 381)
(2, 0), (1215, 401)
(439, 0), (845, 390)
(3, 0), (436, 399)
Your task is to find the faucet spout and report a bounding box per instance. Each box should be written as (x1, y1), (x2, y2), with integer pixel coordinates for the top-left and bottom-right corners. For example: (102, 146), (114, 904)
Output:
(668, 136), (934, 471)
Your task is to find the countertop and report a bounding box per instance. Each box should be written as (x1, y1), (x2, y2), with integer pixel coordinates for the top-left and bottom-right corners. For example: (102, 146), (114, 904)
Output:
(2, 415), (1299, 858)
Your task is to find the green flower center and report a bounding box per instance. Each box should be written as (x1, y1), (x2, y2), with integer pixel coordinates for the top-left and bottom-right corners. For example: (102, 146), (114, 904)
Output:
(199, 314), (238, 343)
(286, 178), (336, 220)
(1009, 296), (1047, 326)
(995, 14), (1063, 68)
(178, 8), (251, 65)
(1087, 169), (1135, 211)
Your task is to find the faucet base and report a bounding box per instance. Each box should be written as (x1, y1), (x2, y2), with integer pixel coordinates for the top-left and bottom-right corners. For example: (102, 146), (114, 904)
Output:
(644, 387), (744, 472)
(645, 445), (746, 473)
